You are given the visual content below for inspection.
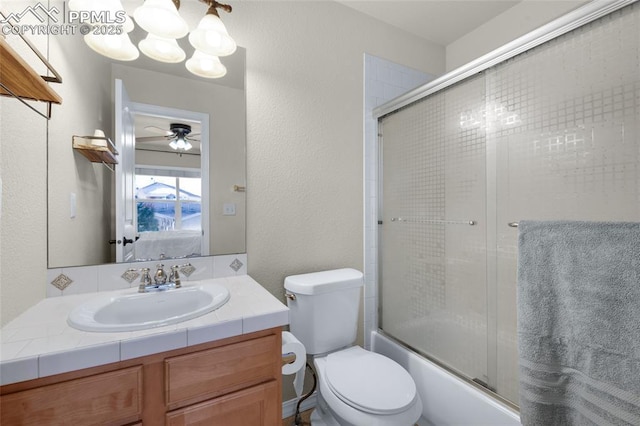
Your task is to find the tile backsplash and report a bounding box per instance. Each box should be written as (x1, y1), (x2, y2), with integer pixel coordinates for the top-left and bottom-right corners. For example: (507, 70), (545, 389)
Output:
(46, 254), (248, 297)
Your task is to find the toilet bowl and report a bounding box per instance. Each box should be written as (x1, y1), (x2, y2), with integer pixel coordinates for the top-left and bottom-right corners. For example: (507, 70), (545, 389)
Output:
(311, 346), (422, 426)
(284, 269), (423, 426)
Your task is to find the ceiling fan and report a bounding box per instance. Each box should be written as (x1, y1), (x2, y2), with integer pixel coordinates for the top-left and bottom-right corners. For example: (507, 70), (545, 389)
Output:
(137, 122), (200, 152)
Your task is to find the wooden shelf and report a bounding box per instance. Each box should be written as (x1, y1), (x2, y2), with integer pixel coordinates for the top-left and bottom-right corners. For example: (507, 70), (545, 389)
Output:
(0, 36), (62, 105)
(73, 136), (118, 166)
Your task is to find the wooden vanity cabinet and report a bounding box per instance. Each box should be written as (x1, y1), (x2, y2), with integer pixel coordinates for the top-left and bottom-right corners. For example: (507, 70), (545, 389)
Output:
(0, 328), (282, 426)
(0, 366), (143, 425)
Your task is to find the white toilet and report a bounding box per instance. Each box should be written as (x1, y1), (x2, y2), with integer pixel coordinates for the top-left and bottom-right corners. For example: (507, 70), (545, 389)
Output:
(285, 268), (422, 426)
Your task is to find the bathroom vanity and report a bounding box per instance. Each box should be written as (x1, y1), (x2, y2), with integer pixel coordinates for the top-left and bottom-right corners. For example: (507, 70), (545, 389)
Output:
(0, 276), (288, 425)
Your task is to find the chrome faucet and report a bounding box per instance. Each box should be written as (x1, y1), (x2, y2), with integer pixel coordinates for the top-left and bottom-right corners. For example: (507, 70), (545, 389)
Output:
(138, 267), (152, 293)
(154, 263), (168, 285)
(169, 265), (182, 289)
(137, 263), (187, 293)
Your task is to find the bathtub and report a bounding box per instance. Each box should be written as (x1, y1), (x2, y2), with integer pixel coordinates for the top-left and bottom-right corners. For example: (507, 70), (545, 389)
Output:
(371, 331), (520, 426)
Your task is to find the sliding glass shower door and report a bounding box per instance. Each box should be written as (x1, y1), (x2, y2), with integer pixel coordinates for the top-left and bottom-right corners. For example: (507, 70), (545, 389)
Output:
(379, 2), (639, 406)
(380, 74), (491, 392)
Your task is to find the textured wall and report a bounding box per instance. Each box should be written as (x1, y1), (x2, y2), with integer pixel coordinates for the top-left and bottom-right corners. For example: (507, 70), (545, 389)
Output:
(47, 26), (113, 268)
(227, 1), (445, 302)
(0, 2), (50, 325)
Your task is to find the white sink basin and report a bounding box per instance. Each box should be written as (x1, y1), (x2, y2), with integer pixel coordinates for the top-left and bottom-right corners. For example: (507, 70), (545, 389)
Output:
(68, 282), (230, 332)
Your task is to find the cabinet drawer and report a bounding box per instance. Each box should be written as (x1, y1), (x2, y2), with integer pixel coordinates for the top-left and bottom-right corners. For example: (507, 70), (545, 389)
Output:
(166, 380), (279, 426)
(165, 334), (279, 407)
(0, 365), (143, 425)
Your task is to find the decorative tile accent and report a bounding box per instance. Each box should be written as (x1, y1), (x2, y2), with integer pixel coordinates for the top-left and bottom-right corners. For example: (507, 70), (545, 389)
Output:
(229, 258), (243, 272)
(180, 264), (196, 277)
(121, 269), (140, 283)
(50, 274), (73, 291)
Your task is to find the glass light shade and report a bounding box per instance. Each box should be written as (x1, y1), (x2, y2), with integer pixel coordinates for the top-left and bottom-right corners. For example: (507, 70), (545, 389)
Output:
(139, 34), (186, 63)
(185, 50), (227, 79)
(84, 31), (139, 61)
(134, 0), (189, 39)
(169, 137), (192, 151)
(176, 137), (186, 150)
(188, 14), (237, 57)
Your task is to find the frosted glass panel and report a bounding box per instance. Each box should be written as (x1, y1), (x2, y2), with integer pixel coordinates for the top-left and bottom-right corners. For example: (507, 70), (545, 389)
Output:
(379, 2), (639, 406)
(380, 74), (488, 384)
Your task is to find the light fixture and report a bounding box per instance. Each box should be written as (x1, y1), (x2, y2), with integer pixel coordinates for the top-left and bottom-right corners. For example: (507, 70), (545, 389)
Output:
(78, 0), (235, 78)
(139, 33), (186, 63)
(70, 0), (138, 60)
(84, 32), (139, 61)
(189, 1), (237, 57)
(133, 0), (189, 39)
(169, 134), (192, 151)
(185, 50), (227, 79)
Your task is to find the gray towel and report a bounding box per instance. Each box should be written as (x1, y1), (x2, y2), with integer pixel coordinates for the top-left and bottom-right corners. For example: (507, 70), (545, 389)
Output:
(517, 221), (640, 426)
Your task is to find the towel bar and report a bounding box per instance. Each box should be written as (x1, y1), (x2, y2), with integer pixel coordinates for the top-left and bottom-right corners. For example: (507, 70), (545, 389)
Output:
(391, 217), (476, 226)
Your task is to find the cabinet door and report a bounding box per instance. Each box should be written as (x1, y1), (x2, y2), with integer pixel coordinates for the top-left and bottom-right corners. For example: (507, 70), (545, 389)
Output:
(165, 380), (279, 426)
(0, 366), (143, 425)
(165, 334), (279, 407)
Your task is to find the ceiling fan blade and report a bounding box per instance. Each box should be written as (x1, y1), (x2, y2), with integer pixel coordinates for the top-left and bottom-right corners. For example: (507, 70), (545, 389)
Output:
(144, 126), (173, 136)
(136, 136), (171, 143)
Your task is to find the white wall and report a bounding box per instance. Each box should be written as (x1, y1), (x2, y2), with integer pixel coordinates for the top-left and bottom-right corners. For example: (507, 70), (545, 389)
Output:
(47, 22), (114, 268)
(446, 0), (588, 71)
(1, 1), (52, 326)
(227, 1), (445, 302)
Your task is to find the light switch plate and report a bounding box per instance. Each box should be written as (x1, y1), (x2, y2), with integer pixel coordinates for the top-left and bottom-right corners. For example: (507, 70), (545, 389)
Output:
(223, 203), (236, 216)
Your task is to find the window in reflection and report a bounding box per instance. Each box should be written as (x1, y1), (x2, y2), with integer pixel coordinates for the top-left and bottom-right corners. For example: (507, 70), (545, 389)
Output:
(135, 173), (202, 232)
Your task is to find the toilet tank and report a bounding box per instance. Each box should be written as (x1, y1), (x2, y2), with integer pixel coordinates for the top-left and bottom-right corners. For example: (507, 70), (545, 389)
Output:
(284, 268), (363, 355)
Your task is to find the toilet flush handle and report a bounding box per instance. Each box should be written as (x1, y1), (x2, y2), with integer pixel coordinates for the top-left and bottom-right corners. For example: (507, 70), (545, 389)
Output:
(285, 293), (296, 301)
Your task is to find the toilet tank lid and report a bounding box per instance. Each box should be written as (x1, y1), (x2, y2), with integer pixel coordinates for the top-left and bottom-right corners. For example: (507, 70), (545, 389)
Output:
(284, 268), (363, 295)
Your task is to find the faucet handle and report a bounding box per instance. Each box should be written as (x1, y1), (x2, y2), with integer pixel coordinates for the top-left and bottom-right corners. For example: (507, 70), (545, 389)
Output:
(138, 267), (152, 292)
(169, 265), (182, 288)
(154, 264), (167, 285)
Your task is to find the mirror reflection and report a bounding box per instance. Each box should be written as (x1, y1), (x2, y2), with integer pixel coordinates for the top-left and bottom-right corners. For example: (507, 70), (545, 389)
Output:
(130, 110), (205, 263)
(47, 9), (246, 269)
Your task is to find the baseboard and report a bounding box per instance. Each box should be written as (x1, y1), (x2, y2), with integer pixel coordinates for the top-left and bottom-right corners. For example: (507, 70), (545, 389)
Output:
(282, 392), (317, 419)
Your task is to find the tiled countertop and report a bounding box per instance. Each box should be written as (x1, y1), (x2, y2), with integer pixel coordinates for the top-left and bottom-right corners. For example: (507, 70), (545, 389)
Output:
(0, 275), (289, 386)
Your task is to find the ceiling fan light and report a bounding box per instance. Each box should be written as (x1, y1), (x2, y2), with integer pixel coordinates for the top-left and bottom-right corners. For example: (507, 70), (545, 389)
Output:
(186, 50), (227, 79)
(184, 141), (193, 151)
(176, 136), (187, 149)
(84, 31), (139, 61)
(188, 14), (236, 57)
(134, 0), (189, 39)
(139, 33), (186, 63)
(169, 140), (179, 150)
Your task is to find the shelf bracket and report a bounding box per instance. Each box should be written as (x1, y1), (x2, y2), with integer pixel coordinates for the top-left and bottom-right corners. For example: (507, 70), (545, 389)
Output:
(0, 81), (53, 119)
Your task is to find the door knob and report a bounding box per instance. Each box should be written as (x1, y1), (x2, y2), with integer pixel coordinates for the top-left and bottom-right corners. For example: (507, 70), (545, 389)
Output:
(123, 236), (140, 246)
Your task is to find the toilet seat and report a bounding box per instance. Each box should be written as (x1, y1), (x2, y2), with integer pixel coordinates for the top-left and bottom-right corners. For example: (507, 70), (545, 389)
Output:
(324, 346), (418, 415)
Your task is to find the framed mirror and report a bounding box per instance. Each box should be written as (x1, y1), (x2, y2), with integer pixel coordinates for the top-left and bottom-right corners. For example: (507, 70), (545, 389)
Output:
(46, 3), (246, 269)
